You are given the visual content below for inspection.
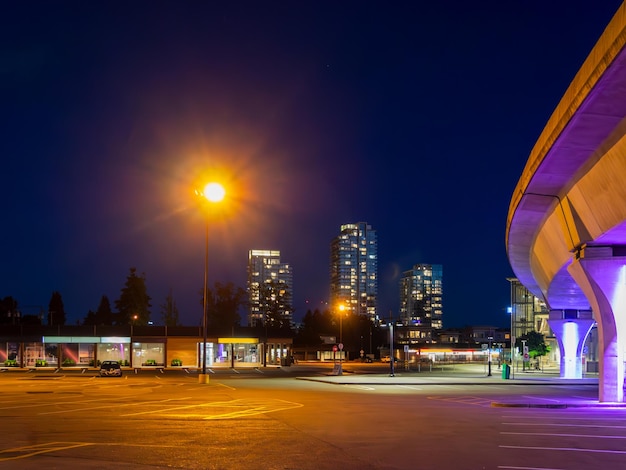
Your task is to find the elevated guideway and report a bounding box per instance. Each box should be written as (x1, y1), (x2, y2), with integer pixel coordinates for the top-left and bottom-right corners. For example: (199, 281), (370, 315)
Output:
(506, 3), (626, 402)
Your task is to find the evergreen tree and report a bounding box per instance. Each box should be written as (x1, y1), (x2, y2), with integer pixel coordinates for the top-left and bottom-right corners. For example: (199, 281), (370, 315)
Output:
(83, 310), (97, 325)
(294, 308), (330, 346)
(48, 291), (66, 325)
(161, 289), (180, 326)
(95, 295), (114, 325)
(84, 296), (114, 325)
(0, 296), (19, 324)
(205, 282), (246, 333)
(115, 267), (152, 325)
(259, 279), (293, 331)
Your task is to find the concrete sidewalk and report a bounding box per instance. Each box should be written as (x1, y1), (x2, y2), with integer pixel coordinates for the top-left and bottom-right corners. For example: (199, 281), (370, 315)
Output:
(295, 363), (620, 408)
(298, 361), (596, 385)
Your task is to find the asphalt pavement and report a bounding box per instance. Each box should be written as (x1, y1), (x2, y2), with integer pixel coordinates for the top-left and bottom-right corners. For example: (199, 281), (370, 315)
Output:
(294, 361), (618, 408)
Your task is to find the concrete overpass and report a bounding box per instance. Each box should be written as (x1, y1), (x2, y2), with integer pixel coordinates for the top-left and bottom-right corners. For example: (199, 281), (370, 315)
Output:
(506, 3), (626, 402)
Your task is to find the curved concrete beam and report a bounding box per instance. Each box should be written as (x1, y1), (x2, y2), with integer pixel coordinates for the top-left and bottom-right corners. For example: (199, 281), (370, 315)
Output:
(506, 4), (626, 304)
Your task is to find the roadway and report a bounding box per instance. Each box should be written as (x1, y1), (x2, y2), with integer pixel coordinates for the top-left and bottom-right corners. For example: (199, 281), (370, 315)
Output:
(0, 363), (624, 469)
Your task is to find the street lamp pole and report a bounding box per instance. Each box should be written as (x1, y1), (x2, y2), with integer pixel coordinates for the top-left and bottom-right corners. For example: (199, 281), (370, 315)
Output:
(339, 307), (343, 346)
(200, 217), (209, 383)
(197, 182), (225, 385)
(487, 335), (493, 377)
(337, 304), (346, 375)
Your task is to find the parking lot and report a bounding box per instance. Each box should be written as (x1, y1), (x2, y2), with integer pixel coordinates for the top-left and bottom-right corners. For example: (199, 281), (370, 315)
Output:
(1, 364), (624, 469)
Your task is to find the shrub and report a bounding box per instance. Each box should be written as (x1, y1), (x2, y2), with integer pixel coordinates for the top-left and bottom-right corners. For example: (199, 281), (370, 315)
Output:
(4, 359), (18, 367)
(171, 358), (182, 366)
(35, 359), (48, 367)
(62, 358), (76, 367)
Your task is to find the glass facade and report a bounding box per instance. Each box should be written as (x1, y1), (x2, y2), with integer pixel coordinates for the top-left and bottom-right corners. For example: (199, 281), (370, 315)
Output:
(507, 277), (558, 365)
(399, 263), (443, 330)
(330, 222), (378, 321)
(247, 250), (293, 327)
(1, 329), (291, 369)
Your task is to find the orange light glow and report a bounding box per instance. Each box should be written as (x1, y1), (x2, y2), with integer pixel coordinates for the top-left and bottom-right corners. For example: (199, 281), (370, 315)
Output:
(202, 182), (225, 203)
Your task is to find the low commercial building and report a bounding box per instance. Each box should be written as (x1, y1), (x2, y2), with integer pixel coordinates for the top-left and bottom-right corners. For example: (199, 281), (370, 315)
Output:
(0, 325), (292, 369)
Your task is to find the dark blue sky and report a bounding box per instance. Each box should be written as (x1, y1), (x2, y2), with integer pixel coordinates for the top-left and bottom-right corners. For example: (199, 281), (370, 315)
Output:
(2, 1), (622, 328)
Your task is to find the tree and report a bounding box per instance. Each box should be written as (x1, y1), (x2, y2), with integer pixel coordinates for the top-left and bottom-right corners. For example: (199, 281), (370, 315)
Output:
(516, 330), (550, 368)
(294, 308), (333, 346)
(161, 289), (180, 327)
(96, 295), (114, 325)
(0, 296), (19, 324)
(115, 267), (152, 325)
(205, 282), (246, 334)
(48, 291), (66, 325)
(21, 314), (41, 325)
(83, 296), (114, 326)
(259, 280), (293, 332)
(83, 310), (97, 326)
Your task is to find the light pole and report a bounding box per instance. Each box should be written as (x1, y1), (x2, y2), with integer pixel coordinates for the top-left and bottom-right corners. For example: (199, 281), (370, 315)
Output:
(197, 182), (225, 384)
(487, 335), (493, 377)
(337, 304), (346, 375)
(338, 304), (345, 345)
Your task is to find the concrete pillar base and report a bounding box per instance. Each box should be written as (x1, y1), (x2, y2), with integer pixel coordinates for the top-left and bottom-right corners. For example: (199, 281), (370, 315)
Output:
(198, 373), (210, 384)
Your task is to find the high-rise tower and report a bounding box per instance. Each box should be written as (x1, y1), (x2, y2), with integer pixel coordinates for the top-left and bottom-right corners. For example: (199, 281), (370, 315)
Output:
(247, 250), (293, 328)
(330, 222), (378, 321)
(399, 263), (443, 329)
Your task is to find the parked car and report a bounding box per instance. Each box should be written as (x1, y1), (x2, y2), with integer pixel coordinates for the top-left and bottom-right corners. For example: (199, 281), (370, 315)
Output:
(99, 360), (123, 377)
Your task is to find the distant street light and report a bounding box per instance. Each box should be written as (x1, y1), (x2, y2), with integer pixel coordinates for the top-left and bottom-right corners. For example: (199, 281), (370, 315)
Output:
(197, 182), (225, 384)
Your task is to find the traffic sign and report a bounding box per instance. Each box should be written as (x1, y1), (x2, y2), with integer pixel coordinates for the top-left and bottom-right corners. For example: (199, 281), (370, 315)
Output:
(338, 343), (344, 350)
(332, 345), (337, 352)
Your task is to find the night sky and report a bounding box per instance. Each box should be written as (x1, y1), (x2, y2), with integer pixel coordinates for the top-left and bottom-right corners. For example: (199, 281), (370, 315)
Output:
(2, 1), (623, 328)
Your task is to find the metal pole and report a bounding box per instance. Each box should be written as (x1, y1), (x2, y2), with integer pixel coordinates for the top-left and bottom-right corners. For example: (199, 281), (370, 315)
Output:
(199, 218), (209, 384)
(340, 311), (343, 346)
(487, 336), (492, 377)
(390, 322), (395, 377)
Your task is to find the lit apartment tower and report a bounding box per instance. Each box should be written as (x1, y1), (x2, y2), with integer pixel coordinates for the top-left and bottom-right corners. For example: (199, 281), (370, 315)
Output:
(329, 222), (378, 321)
(247, 250), (293, 327)
(399, 264), (443, 329)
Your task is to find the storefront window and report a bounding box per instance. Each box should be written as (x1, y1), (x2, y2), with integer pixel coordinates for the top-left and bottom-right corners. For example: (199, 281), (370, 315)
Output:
(23, 342), (44, 367)
(98, 342), (130, 366)
(1, 343), (19, 365)
(132, 342), (165, 367)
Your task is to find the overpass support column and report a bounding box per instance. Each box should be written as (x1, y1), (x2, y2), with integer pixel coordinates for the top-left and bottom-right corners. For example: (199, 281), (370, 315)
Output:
(568, 249), (626, 402)
(548, 312), (594, 379)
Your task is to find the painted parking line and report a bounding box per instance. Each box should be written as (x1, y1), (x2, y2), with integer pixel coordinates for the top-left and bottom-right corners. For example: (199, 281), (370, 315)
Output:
(39, 397), (193, 415)
(502, 421), (626, 430)
(499, 444), (626, 455)
(398, 385), (423, 391)
(0, 397), (114, 411)
(122, 398), (303, 420)
(502, 431), (626, 440)
(520, 395), (561, 403)
(345, 385), (376, 391)
(428, 395), (493, 407)
(0, 442), (92, 462)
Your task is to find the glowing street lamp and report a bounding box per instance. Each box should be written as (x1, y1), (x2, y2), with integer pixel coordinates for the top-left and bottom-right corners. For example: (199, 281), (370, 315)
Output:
(338, 304), (346, 346)
(197, 182), (225, 384)
(335, 303), (347, 375)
